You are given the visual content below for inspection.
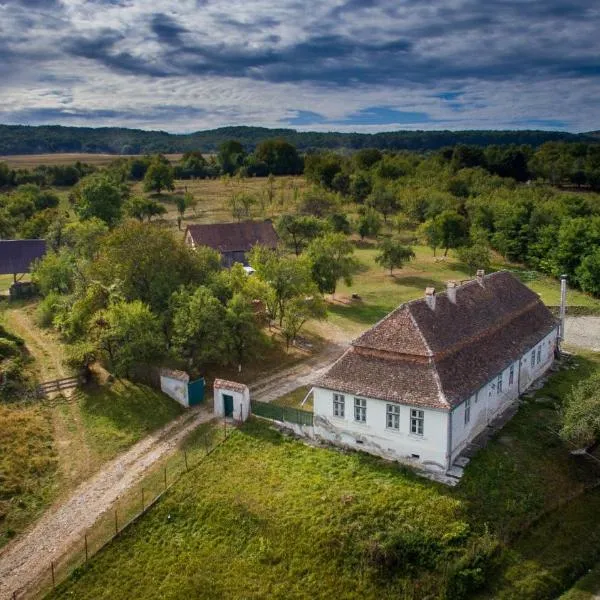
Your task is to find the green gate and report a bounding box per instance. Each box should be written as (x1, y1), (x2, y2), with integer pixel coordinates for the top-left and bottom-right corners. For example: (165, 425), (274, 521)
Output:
(223, 394), (234, 417)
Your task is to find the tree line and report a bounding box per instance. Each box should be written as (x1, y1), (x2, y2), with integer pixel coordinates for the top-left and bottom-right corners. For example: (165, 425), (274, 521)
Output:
(0, 123), (594, 155)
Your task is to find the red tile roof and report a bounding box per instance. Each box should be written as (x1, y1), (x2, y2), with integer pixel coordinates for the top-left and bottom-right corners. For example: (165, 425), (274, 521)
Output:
(316, 271), (558, 409)
(185, 221), (278, 254)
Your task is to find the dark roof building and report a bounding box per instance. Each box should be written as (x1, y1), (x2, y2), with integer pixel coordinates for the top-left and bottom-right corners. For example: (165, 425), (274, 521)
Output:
(316, 271), (558, 410)
(0, 240), (47, 276)
(184, 221), (278, 266)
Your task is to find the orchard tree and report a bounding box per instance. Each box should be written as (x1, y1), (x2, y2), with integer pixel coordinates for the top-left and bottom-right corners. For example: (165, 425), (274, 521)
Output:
(62, 218), (109, 259)
(218, 140), (246, 175)
(306, 233), (359, 295)
(91, 300), (164, 377)
(228, 192), (256, 222)
(170, 286), (227, 368)
(125, 196), (167, 222)
(357, 208), (382, 239)
(225, 292), (266, 370)
(143, 159), (174, 194)
(375, 238), (415, 275)
(276, 214), (327, 255)
(74, 174), (124, 226)
(457, 241), (492, 275)
(366, 185), (399, 222)
(282, 293), (326, 350)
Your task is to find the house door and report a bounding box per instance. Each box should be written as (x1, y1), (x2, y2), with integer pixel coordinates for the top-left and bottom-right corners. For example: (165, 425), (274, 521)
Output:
(223, 394), (234, 417)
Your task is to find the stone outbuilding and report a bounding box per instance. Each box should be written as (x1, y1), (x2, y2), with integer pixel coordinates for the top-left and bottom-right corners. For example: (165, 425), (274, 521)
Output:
(213, 379), (251, 421)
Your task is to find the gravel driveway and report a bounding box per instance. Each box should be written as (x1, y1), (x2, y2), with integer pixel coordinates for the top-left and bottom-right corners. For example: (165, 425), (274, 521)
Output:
(564, 317), (600, 352)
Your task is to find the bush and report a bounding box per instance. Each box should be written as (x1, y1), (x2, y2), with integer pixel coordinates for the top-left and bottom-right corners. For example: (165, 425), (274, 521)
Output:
(0, 338), (19, 359)
(36, 291), (64, 328)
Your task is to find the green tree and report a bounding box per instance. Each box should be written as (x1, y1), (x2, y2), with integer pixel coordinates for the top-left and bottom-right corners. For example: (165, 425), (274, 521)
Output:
(375, 238), (415, 275)
(91, 221), (221, 312)
(425, 210), (469, 256)
(357, 208), (382, 239)
(228, 192), (256, 222)
(124, 196), (167, 222)
(225, 292), (266, 370)
(143, 159), (175, 194)
(31, 249), (78, 295)
(366, 185), (399, 222)
(218, 140), (246, 175)
(74, 175), (124, 226)
(276, 214), (327, 255)
(247, 246), (314, 324)
(253, 139), (303, 175)
(92, 300), (164, 377)
(560, 370), (600, 448)
(62, 218), (109, 259)
(175, 192), (197, 220)
(457, 242), (492, 275)
(306, 233), (360, 295)
(170, 286), (227, 368)
(282, 294), (327, 349)
(576, 249), (600, 296)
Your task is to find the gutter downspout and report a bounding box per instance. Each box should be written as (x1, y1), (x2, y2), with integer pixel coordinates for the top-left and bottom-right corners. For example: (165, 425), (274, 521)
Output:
(446, 408), (453, 470)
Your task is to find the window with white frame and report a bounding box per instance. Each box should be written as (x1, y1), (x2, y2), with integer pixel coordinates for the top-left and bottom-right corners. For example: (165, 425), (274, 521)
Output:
(509, 364), (515, 386)
(537, 346), (542, 365)
(464, 398), (471, 425)
(386, 404), (400, 429)
(333, 393), (345, 418)
(530, 350), (536, 368)
(354, 397), (367, 423)
(410, 409), (424, 435)
(497, 373), (503, 394)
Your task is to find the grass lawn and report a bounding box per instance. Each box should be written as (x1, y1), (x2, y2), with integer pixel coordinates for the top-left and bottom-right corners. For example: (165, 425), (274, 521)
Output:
(48, 352), (600, 600)
(325, 245), (600, 337)
(271, 385), (313, 410)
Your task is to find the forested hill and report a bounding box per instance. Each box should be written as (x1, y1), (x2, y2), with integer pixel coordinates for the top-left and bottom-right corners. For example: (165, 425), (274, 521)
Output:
(0, 124), (597, 155)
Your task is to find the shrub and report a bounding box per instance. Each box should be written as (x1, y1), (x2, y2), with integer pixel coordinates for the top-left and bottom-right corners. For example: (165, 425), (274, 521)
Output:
(0, 338), (19, 359)
(36, 291), (64, 328)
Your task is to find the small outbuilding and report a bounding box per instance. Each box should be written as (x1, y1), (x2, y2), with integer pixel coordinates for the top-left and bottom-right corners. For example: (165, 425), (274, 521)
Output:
(159, 369), (205, 408)
(213, 379), (251, 421)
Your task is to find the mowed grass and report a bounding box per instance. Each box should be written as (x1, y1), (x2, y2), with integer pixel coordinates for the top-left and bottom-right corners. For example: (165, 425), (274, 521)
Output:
(49, 419), (473, 600)
(325, 245), (600, 337)
(49, 353), (600, 600)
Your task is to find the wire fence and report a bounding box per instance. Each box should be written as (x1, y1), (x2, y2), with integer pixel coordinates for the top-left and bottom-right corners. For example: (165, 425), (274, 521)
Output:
(251, 399), (314, 426)
(12, 418), (235, 600)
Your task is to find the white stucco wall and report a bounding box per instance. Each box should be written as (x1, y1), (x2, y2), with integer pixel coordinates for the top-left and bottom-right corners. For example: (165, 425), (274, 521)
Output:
(313, 387), (449, 469)
(213, 387), (251, 421)
(160, 375), (189, 407)
(450, 326), (558, 462)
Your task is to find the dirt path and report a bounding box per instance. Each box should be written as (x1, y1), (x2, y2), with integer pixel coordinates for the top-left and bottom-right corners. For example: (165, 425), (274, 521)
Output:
(0, 406), (213, 600)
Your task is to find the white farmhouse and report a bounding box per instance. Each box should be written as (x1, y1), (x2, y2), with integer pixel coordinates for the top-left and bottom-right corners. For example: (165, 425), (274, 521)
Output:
(313, 270), (559, 473)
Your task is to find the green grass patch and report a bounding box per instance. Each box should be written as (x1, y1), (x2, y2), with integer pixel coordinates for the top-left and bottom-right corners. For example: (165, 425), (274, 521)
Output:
(49, 419), (490, 600)
(271, 385), (313, 410)
(76, 380), (184, 461)
(0, 403), (57, 548)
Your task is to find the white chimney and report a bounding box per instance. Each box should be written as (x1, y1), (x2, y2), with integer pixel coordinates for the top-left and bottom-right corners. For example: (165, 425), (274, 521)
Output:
(447, 280), (457, 303)
(425, 287), (436, 310)
(559, 274), (567, 343)
(476, 269), (485, 285)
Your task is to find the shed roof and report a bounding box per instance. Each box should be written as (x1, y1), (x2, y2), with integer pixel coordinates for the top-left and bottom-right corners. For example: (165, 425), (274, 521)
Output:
(160, 369), (189, 382)
(185, 221), (278, 254)
(316, 271), (558, 410)
(213, 379), (249, 393)
(0, 240), (46, 275)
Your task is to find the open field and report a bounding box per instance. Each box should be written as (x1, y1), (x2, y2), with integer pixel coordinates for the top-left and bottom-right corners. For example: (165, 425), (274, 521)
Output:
(47, 352), (600, 600)
(0, 153), (184, 169)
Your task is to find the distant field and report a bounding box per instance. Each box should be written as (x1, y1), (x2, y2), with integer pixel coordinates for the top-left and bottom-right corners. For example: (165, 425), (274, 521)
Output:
(0, 153), (185, 169)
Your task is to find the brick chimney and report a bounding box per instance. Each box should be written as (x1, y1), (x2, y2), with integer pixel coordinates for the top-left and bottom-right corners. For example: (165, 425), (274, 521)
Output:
(447, 280), (457, 303)
(476, 269), (485, 286)
(425, 287), (436, 310)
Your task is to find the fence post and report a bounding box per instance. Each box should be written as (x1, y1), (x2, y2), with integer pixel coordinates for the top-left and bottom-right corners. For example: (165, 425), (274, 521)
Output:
(85, 534), (88, 562)
(51, 561), (55, 588)
(184, 450), (189, 472)
(115, 509), (118, 535)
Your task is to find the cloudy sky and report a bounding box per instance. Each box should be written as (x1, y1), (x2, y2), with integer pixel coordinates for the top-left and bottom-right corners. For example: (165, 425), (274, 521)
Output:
(1, 0), (599, 133)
